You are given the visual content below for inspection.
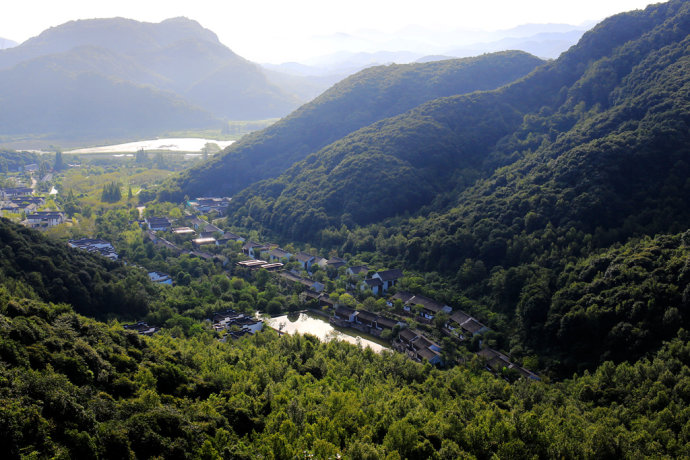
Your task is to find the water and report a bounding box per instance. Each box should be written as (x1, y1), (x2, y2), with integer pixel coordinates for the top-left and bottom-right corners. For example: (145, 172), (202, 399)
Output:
(266, 312), (389, 353)
(65, 138), (235, 154)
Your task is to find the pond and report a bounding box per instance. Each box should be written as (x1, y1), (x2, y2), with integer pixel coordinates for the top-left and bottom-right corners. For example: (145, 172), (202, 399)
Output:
(265, 312), (390, 353)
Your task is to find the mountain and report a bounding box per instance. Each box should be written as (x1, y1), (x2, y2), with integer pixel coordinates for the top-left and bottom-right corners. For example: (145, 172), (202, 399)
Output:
(0, 37), (16, 49)
(0, 18), (303, 144)
(167, 50), (544, 200)
(198, 0), (690, 375)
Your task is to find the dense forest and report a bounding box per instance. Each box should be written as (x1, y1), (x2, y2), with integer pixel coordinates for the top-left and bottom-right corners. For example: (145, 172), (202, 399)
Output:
(165, 51), (543, 200)
(2, 295), (690, 459)
(0, 218), (151, 318)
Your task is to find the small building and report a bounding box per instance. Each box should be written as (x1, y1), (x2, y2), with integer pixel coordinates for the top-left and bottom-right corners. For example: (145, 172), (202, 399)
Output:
(242, 241), (269, 258)
(407, 294), (453, 319)
(148, 271), (173, 285)
(217, 232), (245, 245)
(172, 227), (196, 236)
(266, 247), (292, 263)
(294, 252), (316, 271)
(356, 310), (379, 329)
(347, 265), (369, 276)
(334, 305), (357, 322)
(417, 347), (443, 365)
(145, 216), (172, 232)
(372, 269), (404, 292)
(362, 277), (384, 295)
(192, 237), (217, 247)
(26, 211), (65, 228)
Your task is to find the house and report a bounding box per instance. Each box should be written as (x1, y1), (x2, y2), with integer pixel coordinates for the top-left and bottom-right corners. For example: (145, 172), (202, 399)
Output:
(294, 252), (316, 271)
(362, 277), (384, 295)
(216, 232), (245, 245)
(375, 316), (400, 330)
(145, 216), (172, 231)
(412, 335), (441, 353)
(204, 224), (223, 235)
(192, 237), (217, 247)
(417, 347), (443, 365)
(389, 290), (415, 310)
(26, 211), (65, 228)
(356, 310), (379, 329)
(266, 247), (292, 262)
(148, 271), (173, 285)
(372, 269), (403, 292)
(211, 309), (263, 335)
(242, 241), (269, 258)
(399, 328), (418, 347)
(334, 305), (357, 322)
(319, 257), (346, 269)
(172, 227), (196, 236)
(407, 294), (453, 319)
(347, 265), (369, 276)
(189, 217), (207, 231)
(449, 310), (489, 336)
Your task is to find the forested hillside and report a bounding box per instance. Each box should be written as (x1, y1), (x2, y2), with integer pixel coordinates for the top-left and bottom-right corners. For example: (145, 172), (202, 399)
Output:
(167, 51), (543, 200)
(223, 0), (690, 240)
(1, 295), (689, 458)
(0, 218), (151, 318)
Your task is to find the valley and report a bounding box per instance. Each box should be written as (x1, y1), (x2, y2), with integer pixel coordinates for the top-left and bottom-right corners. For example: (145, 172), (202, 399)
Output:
(0, 1), (689, 458)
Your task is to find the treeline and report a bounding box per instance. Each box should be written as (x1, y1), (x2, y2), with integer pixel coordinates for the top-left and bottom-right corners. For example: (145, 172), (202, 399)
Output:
(0, 218), (151, 318)
(1, 294), (689, 458)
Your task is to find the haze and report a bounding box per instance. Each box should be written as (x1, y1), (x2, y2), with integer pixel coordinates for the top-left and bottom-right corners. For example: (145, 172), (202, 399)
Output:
(2, 0), (657, 62)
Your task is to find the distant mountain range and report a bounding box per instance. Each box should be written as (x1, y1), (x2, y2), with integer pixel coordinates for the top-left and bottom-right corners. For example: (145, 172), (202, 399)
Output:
(0, 37), (17, 49)
(0, 18), (305, 145)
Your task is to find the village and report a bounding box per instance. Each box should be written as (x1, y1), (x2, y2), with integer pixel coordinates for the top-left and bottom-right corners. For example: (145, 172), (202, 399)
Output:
(131, 199), (539, 380)
(1, 178), (538, 380)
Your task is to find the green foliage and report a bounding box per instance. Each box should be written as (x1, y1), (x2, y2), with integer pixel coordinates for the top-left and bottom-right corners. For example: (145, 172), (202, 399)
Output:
(0, 218), (151, 318)
(101, 181), (122, 203)
(1, 295), (690, 458)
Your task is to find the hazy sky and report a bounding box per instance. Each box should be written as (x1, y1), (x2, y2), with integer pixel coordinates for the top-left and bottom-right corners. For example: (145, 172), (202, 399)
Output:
(1, 0), (659, 62)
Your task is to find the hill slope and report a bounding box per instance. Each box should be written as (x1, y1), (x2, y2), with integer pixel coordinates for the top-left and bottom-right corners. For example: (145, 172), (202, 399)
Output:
(223, 0), (690, 239)
(168, 51), (544, 199)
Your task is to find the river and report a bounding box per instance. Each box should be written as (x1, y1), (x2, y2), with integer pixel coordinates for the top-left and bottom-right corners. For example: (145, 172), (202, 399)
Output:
(265, 312), (390, 353)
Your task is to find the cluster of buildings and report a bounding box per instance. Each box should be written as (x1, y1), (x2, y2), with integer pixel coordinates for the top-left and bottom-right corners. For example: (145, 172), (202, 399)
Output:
(68, 238), (118, 260)
(188, 197), (231, 216)
(210, 309), (264, 340)
(1, 187), (68, 230)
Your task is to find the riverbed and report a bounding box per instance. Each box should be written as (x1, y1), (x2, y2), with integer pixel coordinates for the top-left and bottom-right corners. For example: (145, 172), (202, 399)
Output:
(266, 312), (389, 353)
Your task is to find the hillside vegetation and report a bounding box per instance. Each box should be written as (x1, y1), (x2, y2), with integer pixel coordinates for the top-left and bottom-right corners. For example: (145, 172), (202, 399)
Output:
(1, 295), (690, 458)
(167, 51), (543, 199)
